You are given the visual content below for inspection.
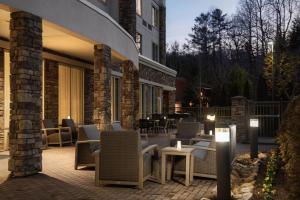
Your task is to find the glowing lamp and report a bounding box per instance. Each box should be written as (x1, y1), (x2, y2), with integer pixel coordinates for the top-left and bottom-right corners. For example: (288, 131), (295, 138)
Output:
(209, 130), (213, 136)
(163, 116), (167, 120)
(176, 141), (182, 151)
(206, 115), (216, 121)
(215, 128), (230, 142)
(250, 119), (259, 128)
(67, 116), (71, 119)
(146, 117), (150, 120)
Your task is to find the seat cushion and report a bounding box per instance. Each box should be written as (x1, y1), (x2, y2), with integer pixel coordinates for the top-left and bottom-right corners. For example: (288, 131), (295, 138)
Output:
(47, 132), (71, 144)
(82, 125), (100, 140)
(193, 141), (210, 160)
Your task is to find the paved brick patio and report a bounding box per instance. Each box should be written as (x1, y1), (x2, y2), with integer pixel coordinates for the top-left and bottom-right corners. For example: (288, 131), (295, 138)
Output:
(0, 135), (217, 200)
(0, 135), (276, 200)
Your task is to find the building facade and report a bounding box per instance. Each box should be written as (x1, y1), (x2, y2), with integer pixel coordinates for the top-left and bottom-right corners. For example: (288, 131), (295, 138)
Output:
(0, 0), (176, 176)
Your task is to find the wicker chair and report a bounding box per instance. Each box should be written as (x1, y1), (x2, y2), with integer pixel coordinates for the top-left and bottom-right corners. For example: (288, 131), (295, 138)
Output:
(75, 125), (100, 169)
(42, 119), (72, 147)
(95, 130), (159, 189)
(174, 140), (217, 179)
(62, 118), (78, 142)
(171, 122), (202, 146)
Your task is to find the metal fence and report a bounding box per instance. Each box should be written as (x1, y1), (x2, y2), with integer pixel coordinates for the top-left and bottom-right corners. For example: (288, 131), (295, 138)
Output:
(248, 101), (289, 137)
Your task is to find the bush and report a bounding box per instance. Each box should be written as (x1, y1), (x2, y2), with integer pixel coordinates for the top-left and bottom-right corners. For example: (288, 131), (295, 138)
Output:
(277, 95), (300, 199)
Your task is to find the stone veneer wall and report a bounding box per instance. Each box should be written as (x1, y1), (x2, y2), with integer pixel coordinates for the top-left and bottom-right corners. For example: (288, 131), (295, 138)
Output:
(84, 68), (94, 124)
(159, 5), (166, 65)
(139, 64), (175, 87)
(121, 61), (137, 129)
(133, 69), (140, 128)
(231, 96), (249, 143)
(119, 0), (136, 38)
(0, 49), (4, 151)
(94, 44), (111, 130)
(44, 59), (58, 126)
(9, 11), (43, 176)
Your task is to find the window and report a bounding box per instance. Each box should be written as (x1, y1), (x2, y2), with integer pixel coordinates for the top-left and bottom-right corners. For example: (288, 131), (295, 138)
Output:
(151, 6), (159, 27)
(152, 42), (159, 62)
(136, 0), (142, 15)
(59, 64), (84, 124)
(111, 77), (121, 121)
(136, 33), (142, 54)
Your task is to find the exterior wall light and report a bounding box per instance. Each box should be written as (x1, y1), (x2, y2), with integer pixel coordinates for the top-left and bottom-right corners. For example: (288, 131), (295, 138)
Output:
(249, 118), (259, 159)
(215, 126), (231, 200)
(146, 117), (150, 120)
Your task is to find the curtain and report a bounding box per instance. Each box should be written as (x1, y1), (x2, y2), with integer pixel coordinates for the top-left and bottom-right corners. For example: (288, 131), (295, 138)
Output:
(59, 64), (84, 124)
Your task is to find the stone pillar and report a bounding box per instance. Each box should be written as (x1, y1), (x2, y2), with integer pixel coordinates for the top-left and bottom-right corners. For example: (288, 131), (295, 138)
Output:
(159, 5), (166, 65)
(119, 0), (136, 38)
(0, 49), (4, 151)
(84, 68), (94, 125)
(44, 59), (58, 125)
(231, 96), (249, 143)
(168, 91), (176, 113)
(121, 60), (137, 129)
(9, 11), (43, 177)
(94, 44), (111, 131)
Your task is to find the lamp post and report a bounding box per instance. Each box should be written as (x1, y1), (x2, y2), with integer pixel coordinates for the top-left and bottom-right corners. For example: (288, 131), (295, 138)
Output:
(205, 114), (216, 135)
(249, 118), (259, 159)
(215, 126), (231, 200)
(229, 124), (237, 162)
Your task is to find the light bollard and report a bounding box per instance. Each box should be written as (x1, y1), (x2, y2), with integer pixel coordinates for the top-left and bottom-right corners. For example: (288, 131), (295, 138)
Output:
(249, 119), (259, 159)
(229, 124), (237, 162)
(215, 127), (231, 200)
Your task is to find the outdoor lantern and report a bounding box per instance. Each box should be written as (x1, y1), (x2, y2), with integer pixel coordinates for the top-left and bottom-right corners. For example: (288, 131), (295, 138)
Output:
(176, 141), (182, 151)
(67, 116), (71, 119)
(215, 126), (231, 200)
(164, 116), (167, 120)
(209, 130), (213, 136)
(215, 128), (230, 142)
(146, 117), (150, 120)
(206, 114), (216, 121)
(250, 118), (259, 127)
(249, 119), (259, 159)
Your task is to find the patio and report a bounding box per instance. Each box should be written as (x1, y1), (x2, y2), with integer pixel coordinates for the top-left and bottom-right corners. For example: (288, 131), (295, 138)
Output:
(0, 134), (276, 200)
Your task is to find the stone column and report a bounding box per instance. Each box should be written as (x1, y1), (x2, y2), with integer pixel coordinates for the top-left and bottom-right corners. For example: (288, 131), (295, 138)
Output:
(133, 69), (140, 129)
(119, 0), (136, 38)
(9, 11), (43, 177)
(168, 91), (176, 113)
(93, 44), (111, 131)
(121, 60), (137, 129)
(231, 96), (249, 143)
(44, 59), (58, 126)
(84, 68), (94, 125)
(0, 49), (4, 151)
(159, 5), (166, 65)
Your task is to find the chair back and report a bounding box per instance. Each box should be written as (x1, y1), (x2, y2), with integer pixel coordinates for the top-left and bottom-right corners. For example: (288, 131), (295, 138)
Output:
(177, 122), (201, 139)
(99, 130), (141, 182)
(78, 125), (100, 141)
(62, 119), (77, 139)
(111, 121), (123, 131)
(42, 119), (56, 135)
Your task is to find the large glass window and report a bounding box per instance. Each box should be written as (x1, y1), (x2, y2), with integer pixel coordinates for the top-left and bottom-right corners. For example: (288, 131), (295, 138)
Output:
(151, 6), (159, 27)
(58, 64), (84, 124)
(111, 76), (121, 122)
(136, 32), (142, 54)
(139, 84), (163, 118)
(136, 0), (142, 15)
(152, 42), (159, 62)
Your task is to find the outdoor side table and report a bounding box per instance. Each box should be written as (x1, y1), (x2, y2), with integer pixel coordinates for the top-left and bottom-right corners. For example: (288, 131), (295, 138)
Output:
(161, 147), (195, 186)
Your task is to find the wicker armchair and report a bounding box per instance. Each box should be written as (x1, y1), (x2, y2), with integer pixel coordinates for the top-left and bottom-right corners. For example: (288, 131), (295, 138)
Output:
(171, 122), (202, 146)
(62, 118), (78, 142)
(174, 140), (217, 179)
(75, 125), (100, 170)
(95, 130), (159, 189)
(42, 119), (72, 147)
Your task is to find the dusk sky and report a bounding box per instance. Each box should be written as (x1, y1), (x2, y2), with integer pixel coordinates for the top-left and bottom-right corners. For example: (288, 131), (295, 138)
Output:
(166, 0), (240, 47)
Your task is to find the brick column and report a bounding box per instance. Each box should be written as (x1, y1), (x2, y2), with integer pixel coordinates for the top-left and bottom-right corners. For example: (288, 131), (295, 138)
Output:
(121, 60), (137, 129)
(231, 96), (249, 143)
(9, 11), (43, 177)
(159, 5), (166, 65)
(44, 59), (58, 125)
(0, 49), (4, 151)
(94, 44), (111, 131)
(119, 0), (136, 38)
(84, 68), (94, 125)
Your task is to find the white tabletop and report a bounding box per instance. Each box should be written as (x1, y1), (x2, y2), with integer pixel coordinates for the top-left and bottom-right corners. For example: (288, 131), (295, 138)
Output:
(161, 147), (195, 154)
